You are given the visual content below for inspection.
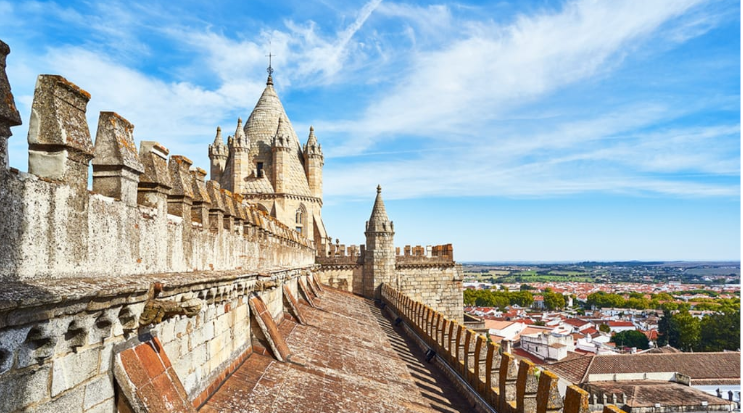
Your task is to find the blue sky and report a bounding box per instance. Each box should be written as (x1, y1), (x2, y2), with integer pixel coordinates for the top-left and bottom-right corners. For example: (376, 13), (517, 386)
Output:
(0, 0), (739, 261)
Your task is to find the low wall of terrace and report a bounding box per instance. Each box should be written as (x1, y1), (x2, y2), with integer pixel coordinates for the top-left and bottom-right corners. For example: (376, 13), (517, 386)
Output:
(380, 284), (629, 413)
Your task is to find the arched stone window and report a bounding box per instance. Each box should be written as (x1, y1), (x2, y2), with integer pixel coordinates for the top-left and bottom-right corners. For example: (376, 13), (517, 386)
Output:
(295, 204), (307, 234)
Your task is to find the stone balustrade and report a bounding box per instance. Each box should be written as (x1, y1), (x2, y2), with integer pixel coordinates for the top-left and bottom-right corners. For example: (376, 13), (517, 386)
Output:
(380, 284), (628, 413)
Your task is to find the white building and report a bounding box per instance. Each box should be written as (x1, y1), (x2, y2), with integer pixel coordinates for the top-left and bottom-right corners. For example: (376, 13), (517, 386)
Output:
(520, 331), (576, 362)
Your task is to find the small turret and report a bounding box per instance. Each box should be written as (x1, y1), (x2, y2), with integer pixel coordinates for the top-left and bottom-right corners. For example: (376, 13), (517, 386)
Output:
(363, 185), (396, 299)
(229, 117), (250, 194)
(232, 118), (248, 151)
(272, 117), (292, 193)
(208, 126), (228, 182)
(303, 126), (324, 200)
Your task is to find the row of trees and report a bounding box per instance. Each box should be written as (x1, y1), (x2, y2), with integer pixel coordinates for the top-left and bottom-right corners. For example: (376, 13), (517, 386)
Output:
(463, 289), (535, 309)
(657, 309), (740, 352)
(464, 288), (568, 311)
(586, 291), (740, 312)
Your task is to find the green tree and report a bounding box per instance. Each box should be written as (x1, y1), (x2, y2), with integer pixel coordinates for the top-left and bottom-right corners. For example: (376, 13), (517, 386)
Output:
(628, 292), (645, 299)
(653, 292), (674, 302)
(543, 292), (566, 310)
(671, 310), (701, 351)
(610, 330), (650, 350)
(626, 297), (650, 310)
(586, 292), (626, 309)
(598, 323), (611, 333)
(699, 310), (741, 351)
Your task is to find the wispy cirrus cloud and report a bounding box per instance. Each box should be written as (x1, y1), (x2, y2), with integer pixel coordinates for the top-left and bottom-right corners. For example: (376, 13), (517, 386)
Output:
(1, 0), (738, 204)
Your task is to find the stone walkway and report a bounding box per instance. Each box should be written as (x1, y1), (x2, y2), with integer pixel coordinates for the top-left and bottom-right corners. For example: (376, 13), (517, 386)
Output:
(200, 288), (474, 413)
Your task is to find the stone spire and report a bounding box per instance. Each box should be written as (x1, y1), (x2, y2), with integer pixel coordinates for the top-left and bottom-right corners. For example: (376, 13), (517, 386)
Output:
(233, 118), (248, 149)
(272, 117), (291, 149)
(366, 185), (393, 233)
(303, 126), (322, 156)
(208, 126), (228, 182)
(363, 184), (396, 299)
(303, 126), (323, 200)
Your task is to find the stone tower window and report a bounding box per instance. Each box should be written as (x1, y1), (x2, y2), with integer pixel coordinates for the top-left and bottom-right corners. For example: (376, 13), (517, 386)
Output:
(295, 204), (307, 234)
(256, 162), (264, 177)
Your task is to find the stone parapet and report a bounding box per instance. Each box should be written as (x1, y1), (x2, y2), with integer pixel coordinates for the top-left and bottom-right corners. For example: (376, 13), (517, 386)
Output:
(0, 73), (315, 282)
(395, 243), (454, 265)
(380, 284), (629, 413)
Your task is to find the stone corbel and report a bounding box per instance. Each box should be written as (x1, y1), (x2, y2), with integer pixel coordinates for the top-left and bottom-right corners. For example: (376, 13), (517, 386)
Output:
(139, 282), (202, 327)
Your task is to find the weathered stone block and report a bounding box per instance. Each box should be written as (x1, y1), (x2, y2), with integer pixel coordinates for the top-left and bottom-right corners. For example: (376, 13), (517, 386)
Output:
(0, 364), (51, 412)
(83, 373), (114, 410)
(190, 168), (211, 225)
(92, 112), (144, 206)
(167, 155), (194, 218)
(137, 140), (172, 209)
(52, 347), (100, 397)
(0, 40), (22, 169)
(27, 74), (93, 188)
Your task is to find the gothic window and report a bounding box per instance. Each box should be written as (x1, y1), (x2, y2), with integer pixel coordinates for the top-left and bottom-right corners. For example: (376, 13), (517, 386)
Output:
(256, 162), (264, 178)
(296, 209), (303, 224)
(295, 204), (307, 234)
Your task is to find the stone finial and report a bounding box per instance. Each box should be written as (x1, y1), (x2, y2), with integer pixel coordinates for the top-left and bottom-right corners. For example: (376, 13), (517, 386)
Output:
(27, 74), (94, 188)
(303, 125), (322, 157)
(190, 168), (211, 225)
(92, 112), (144, 206)
(137, 141), (172, 209)
(0, 40), (22, 169)
(208, 126), (227, 158)
(167, 155), (194, 218)
(233, 118), (248, 150)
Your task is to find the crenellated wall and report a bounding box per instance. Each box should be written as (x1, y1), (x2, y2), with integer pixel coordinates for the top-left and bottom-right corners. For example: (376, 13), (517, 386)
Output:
(0, 72), (314, 282)
(380, 284), (628, 413)
(0, 40), (320, 413)
(314, 242), (463, 321)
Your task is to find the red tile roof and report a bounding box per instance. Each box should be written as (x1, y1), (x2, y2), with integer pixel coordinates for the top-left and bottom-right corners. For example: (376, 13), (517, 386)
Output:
(548, 352), (741, 385)
(564, 318), (591, 327)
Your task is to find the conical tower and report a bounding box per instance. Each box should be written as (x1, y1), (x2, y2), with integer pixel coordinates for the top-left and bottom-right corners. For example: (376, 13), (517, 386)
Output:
(229, 118), (250, 194)
(303, 126), (323, 201)
(208, 126), (227, 182)
(363, 185), (396, 299)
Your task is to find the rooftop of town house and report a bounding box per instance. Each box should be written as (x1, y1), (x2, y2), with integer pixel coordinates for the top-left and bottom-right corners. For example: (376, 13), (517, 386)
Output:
(200, 287), (474, 413)
(583, 381), (735, 409)
(563, 318), (592, 327)
(548, 352), (742, 385)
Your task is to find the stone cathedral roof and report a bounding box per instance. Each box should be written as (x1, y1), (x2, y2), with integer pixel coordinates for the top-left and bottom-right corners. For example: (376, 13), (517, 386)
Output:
(244, 76), (313, 198)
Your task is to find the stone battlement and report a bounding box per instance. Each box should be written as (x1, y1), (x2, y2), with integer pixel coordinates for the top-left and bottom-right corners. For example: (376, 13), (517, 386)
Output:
(381, 284), (628, 413)
(396, 244), (454, 266)
(0, 68), (314, 282)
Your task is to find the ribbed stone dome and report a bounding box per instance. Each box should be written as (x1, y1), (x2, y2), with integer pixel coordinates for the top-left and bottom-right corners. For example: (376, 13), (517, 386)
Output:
(243, 78), (312, 197)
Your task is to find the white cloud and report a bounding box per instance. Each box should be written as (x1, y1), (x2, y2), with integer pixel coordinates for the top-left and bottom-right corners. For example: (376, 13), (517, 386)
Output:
(320, 0), (711, 156)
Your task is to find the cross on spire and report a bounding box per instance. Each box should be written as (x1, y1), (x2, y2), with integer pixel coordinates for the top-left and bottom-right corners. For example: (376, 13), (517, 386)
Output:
(266, 52), (274, 76)
(266, 40), (275, 77)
